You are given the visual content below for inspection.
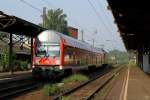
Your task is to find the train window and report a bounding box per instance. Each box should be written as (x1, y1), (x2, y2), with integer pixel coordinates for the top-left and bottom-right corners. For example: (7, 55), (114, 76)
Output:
(36, 45), (47, 57)
(47, 51), (60, 57)
(47, 45), (60, 57)
(36, 44), (60, 57)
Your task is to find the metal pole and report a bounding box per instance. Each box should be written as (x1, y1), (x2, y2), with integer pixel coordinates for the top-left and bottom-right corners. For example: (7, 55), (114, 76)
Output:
(31, 37), (33, 69)
(81, 30), (84, 41)
(9, 33), (13, 74)
(92, 39), (94, 47)
(43, 7), (46, 27)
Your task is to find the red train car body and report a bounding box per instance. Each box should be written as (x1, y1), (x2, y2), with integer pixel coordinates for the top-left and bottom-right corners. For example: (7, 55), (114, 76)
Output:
(32, 30), (106, 71)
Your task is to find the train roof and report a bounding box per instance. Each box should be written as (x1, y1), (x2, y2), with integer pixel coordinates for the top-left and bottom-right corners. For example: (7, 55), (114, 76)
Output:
(39, 30), (104, 54)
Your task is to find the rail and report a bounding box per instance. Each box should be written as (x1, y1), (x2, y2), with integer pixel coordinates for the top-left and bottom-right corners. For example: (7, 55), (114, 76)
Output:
(53, 65), (124, 100)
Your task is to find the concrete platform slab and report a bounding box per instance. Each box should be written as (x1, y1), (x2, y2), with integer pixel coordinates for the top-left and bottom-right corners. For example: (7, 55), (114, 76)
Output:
(127, 66), (150, 100)
(102, 65), (150, 100)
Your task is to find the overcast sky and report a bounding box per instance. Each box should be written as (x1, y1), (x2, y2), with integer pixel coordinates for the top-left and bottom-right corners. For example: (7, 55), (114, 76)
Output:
(0, 0), (126, 51)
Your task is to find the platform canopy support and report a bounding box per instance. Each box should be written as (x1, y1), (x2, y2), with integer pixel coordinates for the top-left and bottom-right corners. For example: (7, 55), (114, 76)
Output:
(0, 11), (46, 73)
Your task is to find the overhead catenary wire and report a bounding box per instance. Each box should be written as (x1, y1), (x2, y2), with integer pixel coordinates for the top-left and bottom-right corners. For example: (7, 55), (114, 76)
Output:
(19, 0), (111, 48)
(41, 0), (93, 39)
(87, 0), (112, 34)
(87, 0), (116, 49)
(96, 0), (114, 27)
(20, 0), (42, 13)
(96, 0), (119, 39)
(19, 0), (91, 37)
(41, 0), (111, 48)
(41, 0), (55, 8)
(96, 0), (116, 46)
(97, 0), (124, 49)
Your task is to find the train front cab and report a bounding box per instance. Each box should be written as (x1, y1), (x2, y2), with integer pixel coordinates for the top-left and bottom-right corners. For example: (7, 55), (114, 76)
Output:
(32, 31), (64, 79)
(32, 43), (63, 79)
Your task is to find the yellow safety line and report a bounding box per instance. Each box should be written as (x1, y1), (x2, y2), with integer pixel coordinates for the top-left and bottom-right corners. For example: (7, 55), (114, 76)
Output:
(123, 66), (130, 100)
(119, 68), (126, 100)
(119, 66), (130, 100)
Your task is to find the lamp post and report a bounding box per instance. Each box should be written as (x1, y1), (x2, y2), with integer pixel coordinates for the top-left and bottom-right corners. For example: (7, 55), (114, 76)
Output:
(87, 39), (95, 47)
(87, 29), (98, 47)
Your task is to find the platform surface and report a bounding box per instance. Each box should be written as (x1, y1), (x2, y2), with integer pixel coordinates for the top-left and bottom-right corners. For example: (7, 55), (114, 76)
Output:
(127, 66), (150, 100)
(105, 65), (150, 100)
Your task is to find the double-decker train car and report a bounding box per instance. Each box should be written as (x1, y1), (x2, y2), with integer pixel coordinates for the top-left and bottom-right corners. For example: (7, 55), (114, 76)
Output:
(32, 30), (106, 76)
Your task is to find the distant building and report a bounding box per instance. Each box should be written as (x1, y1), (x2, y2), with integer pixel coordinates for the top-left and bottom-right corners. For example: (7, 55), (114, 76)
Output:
(68, 27), (78, 39)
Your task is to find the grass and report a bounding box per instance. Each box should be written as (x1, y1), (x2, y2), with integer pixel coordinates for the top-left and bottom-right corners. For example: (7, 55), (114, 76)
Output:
(62, 74), (89, 84)
(43, 84), (61, 96)
(128, 61), (137, 68)
(59, 96), (72, 100)
(43, 74), (89, 96)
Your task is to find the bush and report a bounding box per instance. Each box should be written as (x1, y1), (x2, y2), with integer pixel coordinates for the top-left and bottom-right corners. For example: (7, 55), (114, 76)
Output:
(0, 49), (17, 72)
(20, 61), (28, 71)
(62, 74), (89, 84)
(128, 61), (137, 68)
(0, 64), (3, 72)
(12, 60), (20, 71)
(43, 84), (61, 96)
(0, 50), (9, 71)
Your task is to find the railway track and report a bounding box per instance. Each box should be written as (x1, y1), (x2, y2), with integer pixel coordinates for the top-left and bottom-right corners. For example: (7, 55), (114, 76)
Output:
(0, 76), (41, 99)
(53, 65), (124, 100)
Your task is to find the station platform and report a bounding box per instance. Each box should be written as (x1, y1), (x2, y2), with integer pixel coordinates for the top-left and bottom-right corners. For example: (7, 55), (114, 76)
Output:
(127, 65), (150, 100)
(105, 65), (150, 100)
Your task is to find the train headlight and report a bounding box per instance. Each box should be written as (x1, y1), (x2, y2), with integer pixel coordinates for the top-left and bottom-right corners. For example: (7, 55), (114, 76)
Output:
(35, 60), (39, 64)
(56, 60), (60, 64)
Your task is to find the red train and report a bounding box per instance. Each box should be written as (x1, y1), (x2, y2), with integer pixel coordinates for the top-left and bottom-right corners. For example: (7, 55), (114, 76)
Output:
(32, 30), (106, 76)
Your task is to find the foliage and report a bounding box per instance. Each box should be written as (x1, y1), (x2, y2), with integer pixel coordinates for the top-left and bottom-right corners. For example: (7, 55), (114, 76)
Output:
(107, 49), (130, 64)
(43, 84), (61, 96)
(13, 60), (20, 71)
(0, 48), (29, 71)
(20, 61), (28, 70)
(62, 74), (89, 84)
(0, 48), (18, 72)
(0, 32), (8, 40)
(0, 48), (9, 71)
(0, 32), (29, 72)
(40, 8), (69, 35)
(128, 61), (137, 67)
(13, 60), (29, 71)
(59, 96), (72, 100)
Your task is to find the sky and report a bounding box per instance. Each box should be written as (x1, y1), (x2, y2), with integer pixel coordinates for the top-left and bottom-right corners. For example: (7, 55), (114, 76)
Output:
(0, 0), (126, 51)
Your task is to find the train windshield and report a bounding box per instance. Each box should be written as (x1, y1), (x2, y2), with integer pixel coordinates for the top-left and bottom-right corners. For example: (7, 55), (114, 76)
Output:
(35, 31), (60, 57)
(36, 44), (60, 57)
(36, 45), (47, 57)
(47, 45), (60, 57)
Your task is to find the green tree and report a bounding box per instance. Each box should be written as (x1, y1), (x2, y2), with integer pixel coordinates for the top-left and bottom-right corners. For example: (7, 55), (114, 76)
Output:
(0, 48), (9, 71)
(108, 49), (130, 64)
(0, 47), (17, 72)
(0, 32), (7, 38)
(41, 8), (69, 35)
(0, 32), (8, 43)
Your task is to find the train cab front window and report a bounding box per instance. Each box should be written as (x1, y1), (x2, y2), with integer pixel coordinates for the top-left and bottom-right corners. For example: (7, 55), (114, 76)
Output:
(36, 44), (60, 57)
(47, 46), (60, 57)
(36, 45), (47, 57)
(35, 32), (60, 57)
